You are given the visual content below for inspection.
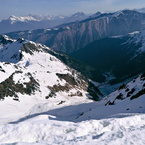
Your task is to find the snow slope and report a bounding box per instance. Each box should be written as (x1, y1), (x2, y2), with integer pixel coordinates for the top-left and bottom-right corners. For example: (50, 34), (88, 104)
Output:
(0, 75), (145, 145)
(0, 113), (145, 145)
(0, 35), (101, 122)
(0, 35), (93, 99)
(0, 35), (145, 145)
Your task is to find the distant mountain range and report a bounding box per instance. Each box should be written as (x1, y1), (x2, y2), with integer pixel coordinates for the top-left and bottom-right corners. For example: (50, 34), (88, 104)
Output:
(0, 12), (88, 34)
(6, 10), (145, 53)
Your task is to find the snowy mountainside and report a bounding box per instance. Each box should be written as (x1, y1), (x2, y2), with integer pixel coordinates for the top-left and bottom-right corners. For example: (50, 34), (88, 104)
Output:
(0, 35), (102, 102)
(104, 73), (145, 106)
(0, 70), (145, 144)
(76, 72), (145, 121)
(0, 35), (145, 145)
(57, 73), (145, 122)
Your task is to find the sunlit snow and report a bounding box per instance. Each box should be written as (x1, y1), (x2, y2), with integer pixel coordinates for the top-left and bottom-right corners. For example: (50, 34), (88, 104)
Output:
(0, 35), (145, 145)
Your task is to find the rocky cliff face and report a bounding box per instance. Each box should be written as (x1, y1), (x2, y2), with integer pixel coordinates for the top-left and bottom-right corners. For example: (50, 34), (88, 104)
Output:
(6, 10), (145, 53)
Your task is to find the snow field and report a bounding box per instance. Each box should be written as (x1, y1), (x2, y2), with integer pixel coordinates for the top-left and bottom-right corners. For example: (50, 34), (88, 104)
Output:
(0, 114), (145, 145)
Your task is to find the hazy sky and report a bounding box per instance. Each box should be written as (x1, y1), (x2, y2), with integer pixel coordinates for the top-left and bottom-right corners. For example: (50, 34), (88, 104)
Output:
(0, 0), (145, 20)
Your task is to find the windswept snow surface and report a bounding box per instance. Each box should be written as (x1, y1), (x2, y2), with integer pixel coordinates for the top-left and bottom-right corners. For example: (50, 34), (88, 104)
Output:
(1, 114), (145, 145)
(0, 95), (145, 145)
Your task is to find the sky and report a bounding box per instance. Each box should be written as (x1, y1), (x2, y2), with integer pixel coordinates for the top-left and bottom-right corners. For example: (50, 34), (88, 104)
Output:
(0, 0), (145, 20)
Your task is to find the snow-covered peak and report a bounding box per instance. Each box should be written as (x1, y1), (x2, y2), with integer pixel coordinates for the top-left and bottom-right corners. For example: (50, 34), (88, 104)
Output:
(0, 34), (15, 41)
(0, 36), (51, 63)
(8, 15), (41, 24)
(8, 14), (56, 24)
(0, 35), (15, 47)
(0, 37), (27, 63)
